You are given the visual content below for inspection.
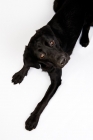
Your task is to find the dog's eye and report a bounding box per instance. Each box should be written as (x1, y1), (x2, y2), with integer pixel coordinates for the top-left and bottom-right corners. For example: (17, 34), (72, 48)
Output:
(40, 53), (45, 59)
(50, 40), (55, 47)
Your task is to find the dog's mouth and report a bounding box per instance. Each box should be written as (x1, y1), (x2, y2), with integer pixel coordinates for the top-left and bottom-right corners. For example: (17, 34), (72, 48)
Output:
(39, 55), (70, 69)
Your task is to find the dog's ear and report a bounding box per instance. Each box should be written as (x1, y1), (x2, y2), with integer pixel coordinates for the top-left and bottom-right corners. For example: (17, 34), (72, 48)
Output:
(23, 46), (40, 69)
(36, 29), (39, 33)
(35, 25), (53, 35)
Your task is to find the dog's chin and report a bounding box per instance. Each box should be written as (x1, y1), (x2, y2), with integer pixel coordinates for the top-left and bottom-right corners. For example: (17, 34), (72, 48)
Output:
(39, 58), (70, 69)
(39, 60), (68, 69)
(56, 60), (69, 68)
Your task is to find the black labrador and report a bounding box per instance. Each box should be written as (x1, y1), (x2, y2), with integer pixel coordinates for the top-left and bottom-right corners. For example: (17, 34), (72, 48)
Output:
(12, 0), (93, 131)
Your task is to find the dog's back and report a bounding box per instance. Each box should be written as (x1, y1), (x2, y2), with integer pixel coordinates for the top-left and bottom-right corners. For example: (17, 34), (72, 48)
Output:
(49, 0), (93, 54)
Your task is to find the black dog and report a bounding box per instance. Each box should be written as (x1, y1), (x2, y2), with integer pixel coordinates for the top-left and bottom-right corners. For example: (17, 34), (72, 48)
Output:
(12, 0), (93, 131)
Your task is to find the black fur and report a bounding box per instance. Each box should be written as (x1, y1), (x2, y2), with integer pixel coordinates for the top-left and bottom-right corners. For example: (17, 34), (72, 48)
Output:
(12, 0), (93, 131)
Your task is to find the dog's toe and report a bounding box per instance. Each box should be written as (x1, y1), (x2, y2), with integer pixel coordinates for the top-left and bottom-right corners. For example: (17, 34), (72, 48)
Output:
(25, 113), (39, 131)
(12, 72), (23, 84)
(80, 37), (89, 47)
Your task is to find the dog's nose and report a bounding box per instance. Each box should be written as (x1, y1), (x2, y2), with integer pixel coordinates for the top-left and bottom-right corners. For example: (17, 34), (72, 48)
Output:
(59, 57), (66, 66)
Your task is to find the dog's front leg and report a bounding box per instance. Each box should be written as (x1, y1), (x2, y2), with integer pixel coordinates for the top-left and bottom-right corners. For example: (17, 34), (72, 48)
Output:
(25, 68), (62, 131)
(12, 45), (40, 84)
(12, 65), (30, 84)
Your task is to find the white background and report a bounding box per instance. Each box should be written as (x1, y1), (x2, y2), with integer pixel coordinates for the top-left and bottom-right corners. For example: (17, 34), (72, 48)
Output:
(0, 0), (93, 139)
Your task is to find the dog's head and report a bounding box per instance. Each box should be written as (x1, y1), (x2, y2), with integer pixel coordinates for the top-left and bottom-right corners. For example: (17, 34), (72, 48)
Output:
(27, 25), (70, 69)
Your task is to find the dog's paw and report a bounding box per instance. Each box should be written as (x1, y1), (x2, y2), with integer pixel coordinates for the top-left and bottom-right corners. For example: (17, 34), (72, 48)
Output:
(12, 72), (24, 84)
(80, 37), (89, 47)
(25, 113), (39, 131)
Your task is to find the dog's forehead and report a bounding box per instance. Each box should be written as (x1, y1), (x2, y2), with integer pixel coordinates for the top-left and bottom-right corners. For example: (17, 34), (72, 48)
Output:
(38, 33), (56, 44)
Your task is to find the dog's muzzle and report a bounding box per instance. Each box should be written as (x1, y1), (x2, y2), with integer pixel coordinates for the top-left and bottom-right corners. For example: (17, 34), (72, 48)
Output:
(57, 53), (70, 68)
